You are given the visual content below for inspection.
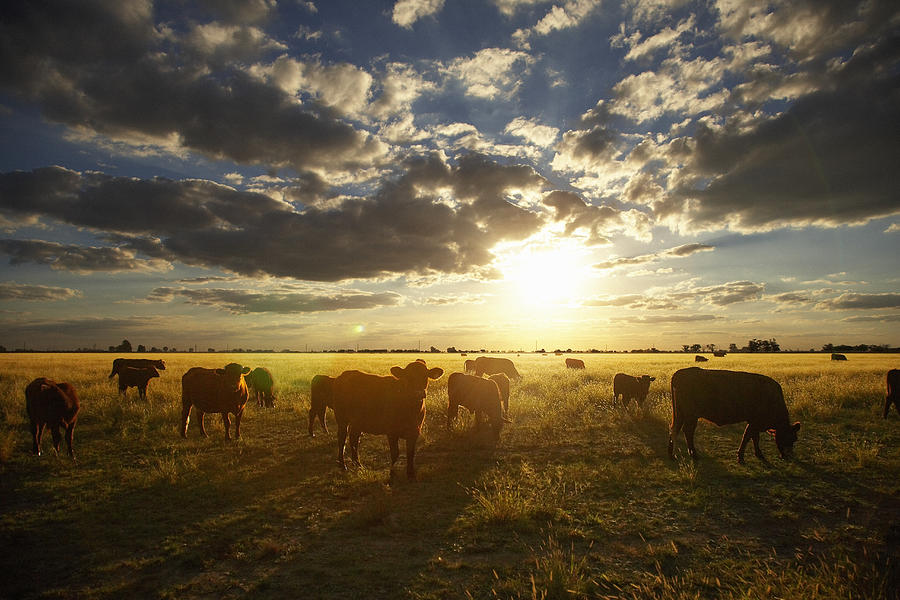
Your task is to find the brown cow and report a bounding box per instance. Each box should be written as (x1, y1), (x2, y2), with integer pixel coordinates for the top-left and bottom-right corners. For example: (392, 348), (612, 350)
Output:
(885, 369), (899, 419)
(332, 360), (443, 480)
(25, 378), (79, 462)
(613, 373), (655, 407)
(308, 374), (334, 436)
(565, 358), (585, 369)
(831, 353), (848, 361)
(108, 358), (165, 378)
(694, 355), (708, 362)
(668, 367), (800, 463)
(447, 372), (507, 440)
(464, 359), (476, 374)
(473, 356), (520, 379)
(489, 372), (510, 415)
(247, 367), (276, 408)
(181, 363), (251, 440)
(117, 365), (159, 400)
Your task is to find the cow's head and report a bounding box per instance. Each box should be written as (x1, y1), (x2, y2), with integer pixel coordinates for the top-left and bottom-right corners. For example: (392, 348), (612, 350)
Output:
(771, 422), (801, 459)
(155, 359), (166, 370)
(390, 360), (444, 400)
(217, 363), (251, 388)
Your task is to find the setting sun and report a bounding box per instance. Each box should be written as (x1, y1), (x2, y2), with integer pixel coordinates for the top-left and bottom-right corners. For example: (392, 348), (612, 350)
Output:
(499, 243), (591, 307)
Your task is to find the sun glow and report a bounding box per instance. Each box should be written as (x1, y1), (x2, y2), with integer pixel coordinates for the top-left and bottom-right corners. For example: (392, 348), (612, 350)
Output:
(499, 243), (591, 307)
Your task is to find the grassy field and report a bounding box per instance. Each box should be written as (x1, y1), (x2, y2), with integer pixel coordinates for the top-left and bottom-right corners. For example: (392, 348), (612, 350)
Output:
(1, 352), (898, 599)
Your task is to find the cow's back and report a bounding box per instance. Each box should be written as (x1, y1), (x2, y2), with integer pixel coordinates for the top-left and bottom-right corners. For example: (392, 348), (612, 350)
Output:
(672, 367), (786, 426)
(182, 367), (226, 411)
(474, 356), (519, 378)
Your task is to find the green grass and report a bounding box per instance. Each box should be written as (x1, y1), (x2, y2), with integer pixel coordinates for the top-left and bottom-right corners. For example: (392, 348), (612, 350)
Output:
(1, 352), (898, 599)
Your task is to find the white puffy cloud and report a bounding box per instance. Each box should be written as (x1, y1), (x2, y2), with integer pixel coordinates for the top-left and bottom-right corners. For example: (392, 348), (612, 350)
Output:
(504, 117), (560, 147)
(392, 0), (445, 28)
(446, 48), (534, 99)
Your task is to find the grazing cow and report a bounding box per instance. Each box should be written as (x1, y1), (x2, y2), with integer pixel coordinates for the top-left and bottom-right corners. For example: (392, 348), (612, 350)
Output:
(247, 367), (276, 408)
(447, 372), (508, 440)
(695, 355), (708, 362)
(489, 372), (510, 415)
(117, 366), (159, 400)
(108, 358), (165, 379)
(464, 359), (476, 374)
(25, 378), (79, 462)
(181, 363), (251, 440)
(308, 374), (334, 436)
(613, 373), (656, 407)
(565, 358), (586, 369)
(831, 353), (848, 361)
(713, 350), (727, 357)
(668, 367), (801, 463)
(473, 356), (520, 379)
(332, 360), (443, 480)
(885, 369), (900, 419)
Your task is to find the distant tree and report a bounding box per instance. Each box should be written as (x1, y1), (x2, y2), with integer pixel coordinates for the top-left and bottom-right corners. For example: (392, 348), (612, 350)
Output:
(682, 344), (690, 353)
(207, 348), (215, 353)
(729, 343), (738, 353)
(704, 343), (716, 353)
(108, 345), (115, 352)
(689, 343), (702, 353)
(0, 345), (6, 352)
(430, 346), (441, 353)
(446, 346), (458, 353)
(115, 339), (132, 352)
(137, 344), (146, 352)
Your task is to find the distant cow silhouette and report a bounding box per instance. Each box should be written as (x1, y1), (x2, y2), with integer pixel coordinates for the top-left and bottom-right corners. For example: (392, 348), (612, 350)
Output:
(472, 356), (520, 379)
(565, 358), (585, 369)
(885, 369), (899, 419)
(109, 358), (165, 378)
(831, 353), (847, 361)
(116, 365), (159, 401)
(25, 378), (79, 462)
(695, 355), (708, 362)
(669, 367), (800, 463)
(247, 367), (276, 408)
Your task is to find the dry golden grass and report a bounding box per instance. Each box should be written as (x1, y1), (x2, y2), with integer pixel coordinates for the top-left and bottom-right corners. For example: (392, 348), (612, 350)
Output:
(0, 352), (898, 599)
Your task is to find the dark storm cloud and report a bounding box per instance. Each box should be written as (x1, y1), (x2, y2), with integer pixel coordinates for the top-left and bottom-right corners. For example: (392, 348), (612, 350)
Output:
(0, 281), (81, 302)
(0, 155), (547, 281)
(663, 34), (900, 232)
(0, 1), (381, 172)
(0, 239), (170, 273)
(148, 287), (402, 314)
(817, 293), (900, 311)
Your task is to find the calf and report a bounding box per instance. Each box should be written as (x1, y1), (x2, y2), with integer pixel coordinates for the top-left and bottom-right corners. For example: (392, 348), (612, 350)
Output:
(308, 374), (334, 436)
(668, 367), (800, 463)
(488, 372), (510, 416)
(181, 363), (251, 440)
(25, 378), (79, 462)
(109, 358), (165, 378)
(831, 353), (847, 361)
(332, 360), (443, 480)
(447, 372), (507, 440)
(473, 356), (520, 379)
(695, 355), (708, 362)
(885, 369), (899, 419)
(565, 358), (585, 369)
(117, 365), (159, 400)
(247, 367), (276, 408)
(613, 373), (655, 408)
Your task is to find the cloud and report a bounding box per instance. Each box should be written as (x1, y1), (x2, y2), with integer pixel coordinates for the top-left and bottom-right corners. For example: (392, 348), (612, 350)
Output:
(817, 293), (900, 311)
(0, 282), (82, 302)
(256, 55), (374, 116)
(513, 0), (600, 46)
(543, 190), (650, 245)
(392, 0), (445, 28)
(886, 223), (900, 233)
(148, 287), (403, 314)
(768, 292), (811, 305)
(0, 239), (171, 274)
(609, 314), (721, 324)
(594, 242), (714, 270)
(446, 48), (534, 99)
(841, 314), (900, 323)
(504, 117), (559, 147)
(622, 15), (695, 61)
(0, 156), (548, 281)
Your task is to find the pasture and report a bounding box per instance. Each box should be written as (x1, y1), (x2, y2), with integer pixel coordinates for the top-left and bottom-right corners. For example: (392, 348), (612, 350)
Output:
(1, 352), (898, 599)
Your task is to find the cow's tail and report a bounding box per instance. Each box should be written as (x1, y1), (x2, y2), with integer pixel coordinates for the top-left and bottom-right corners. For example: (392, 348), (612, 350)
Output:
(108, 364), (118, 379)
(669, 378), (677, 428)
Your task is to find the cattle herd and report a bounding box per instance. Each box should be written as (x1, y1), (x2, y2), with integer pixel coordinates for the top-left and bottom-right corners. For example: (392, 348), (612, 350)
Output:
(23, 355), (900, 477)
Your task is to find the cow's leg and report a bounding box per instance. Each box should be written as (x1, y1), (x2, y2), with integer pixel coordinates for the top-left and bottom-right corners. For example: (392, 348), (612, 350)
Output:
(668, 415), (683, 460)
(119, 385), (126, 399)
(30, 421), (40, 455)
(447, 401), (458, 430)
(738, 424), (755, 464)
(65, 422), (76, 462)
(50, 425), (62, 455)
(349, 427), (362, 466)
(406, 435), (418, 480)
(337, 420), (348, 470)
(388, 435), (400, 465)
(222, 413), (231, 440)
(308, 406), (316, 437)
(233, 409), (243, 439)
(683, 418), (699, 459)
(181, 403), (192, 438)
(197, 411), (208, 437)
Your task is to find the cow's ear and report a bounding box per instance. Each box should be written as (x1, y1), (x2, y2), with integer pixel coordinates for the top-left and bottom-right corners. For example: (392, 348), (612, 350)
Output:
(428, 367), (444, 379)
(242, 366), (251, 374)
(390, 366), (404, 379)
(40, 383), (53, 392)
(649, 377), (656, 381)
(792, 422), (801, 433)
(766, 428), (777, 436)
(215, 369), (225, 375)
(415, 358), (427, 365)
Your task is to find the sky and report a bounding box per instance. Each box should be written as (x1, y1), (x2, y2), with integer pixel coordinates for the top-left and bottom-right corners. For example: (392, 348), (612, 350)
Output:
(0, 0), (898, 353)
